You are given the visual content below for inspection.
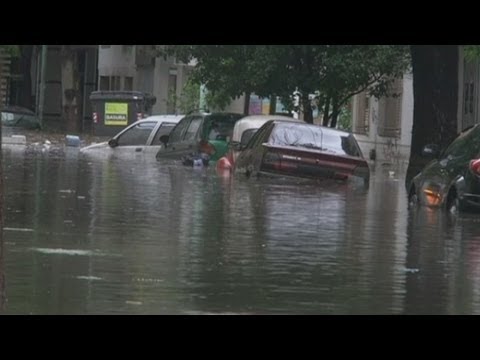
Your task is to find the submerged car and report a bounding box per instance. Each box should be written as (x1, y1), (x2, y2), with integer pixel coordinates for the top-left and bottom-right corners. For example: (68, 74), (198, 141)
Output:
(234, 120), (370, 184)
(1, 106), (41, 130)
(408, 124), (480, 214)
(219, 115), (301, 169)
(155, 112), (243, 162)
(80, 115), (184, 157)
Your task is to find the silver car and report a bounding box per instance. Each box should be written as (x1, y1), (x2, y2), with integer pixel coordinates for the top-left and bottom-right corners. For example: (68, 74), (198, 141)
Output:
(81, 115), (184, 159)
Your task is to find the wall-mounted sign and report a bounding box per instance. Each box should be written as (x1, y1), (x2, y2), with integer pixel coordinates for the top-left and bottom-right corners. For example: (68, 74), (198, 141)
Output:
(105, 103), (128, 126)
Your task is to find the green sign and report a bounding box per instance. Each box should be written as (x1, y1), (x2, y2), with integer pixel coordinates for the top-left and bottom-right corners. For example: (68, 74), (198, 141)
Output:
(105, 103), (128, 126)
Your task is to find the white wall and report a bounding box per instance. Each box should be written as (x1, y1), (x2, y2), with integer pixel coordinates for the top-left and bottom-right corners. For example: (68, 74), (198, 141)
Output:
(353, 74), (414, 169)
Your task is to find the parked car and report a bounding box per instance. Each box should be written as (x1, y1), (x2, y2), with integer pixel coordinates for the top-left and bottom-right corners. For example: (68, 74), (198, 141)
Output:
(1, 106), (41, 130)
(80, 115), (184, 158)
(155, 112), (243, 162)
(216, 114), (301, 171)
(234, 120), (370, 184)
(408, 124), (480, 214)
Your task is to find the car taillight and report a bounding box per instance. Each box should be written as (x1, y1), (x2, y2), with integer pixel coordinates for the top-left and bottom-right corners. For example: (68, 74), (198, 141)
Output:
(262, 151), (297, 170)
(470, 159), (480, 176)
(199, 140), (216, 155)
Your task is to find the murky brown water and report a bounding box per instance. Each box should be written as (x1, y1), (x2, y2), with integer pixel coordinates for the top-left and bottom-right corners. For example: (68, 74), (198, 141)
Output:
(2, 144), (480, 314)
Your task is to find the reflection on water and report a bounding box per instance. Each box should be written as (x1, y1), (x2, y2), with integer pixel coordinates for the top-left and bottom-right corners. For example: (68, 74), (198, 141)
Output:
(2, 146), (480, 314)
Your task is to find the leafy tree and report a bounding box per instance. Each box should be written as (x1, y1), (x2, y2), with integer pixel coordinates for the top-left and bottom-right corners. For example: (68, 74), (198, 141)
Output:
(318, 45), (410, 127)
(161, 45), (410, 126)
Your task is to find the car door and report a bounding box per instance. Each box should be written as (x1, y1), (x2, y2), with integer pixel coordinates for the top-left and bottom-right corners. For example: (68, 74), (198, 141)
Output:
(235, 122), (273, 176)
(156, 116), (191, 159)
(147, 121), (177, 157)
(157, 116), (203, 159)
(113, 121), (158, 158)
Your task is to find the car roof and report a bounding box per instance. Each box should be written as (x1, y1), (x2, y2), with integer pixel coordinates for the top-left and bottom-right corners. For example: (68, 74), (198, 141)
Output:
(143, 115), (185, 123)
(232, 115), (301, 142)
(1, 106), (36, 115)
(271, 120), (353, 136)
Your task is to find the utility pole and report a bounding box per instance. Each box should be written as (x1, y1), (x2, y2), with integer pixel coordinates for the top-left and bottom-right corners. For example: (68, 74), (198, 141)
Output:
(38, 45), (47, 128)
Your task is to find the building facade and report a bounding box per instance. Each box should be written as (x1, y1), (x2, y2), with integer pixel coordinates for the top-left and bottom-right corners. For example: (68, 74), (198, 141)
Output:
(97, 45), (195, 115)
(351, 75), (414, 168)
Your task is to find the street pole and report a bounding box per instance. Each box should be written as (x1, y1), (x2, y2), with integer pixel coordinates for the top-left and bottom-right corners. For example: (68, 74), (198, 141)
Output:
(38, 45), (47, 128)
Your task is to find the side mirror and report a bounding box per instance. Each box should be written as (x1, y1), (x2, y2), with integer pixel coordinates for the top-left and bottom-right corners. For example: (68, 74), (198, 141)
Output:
(160, 135), (169, 146)
(231, 142), (242, 151)
(422, 144), (440, 158)
(108, 138), (119, 148)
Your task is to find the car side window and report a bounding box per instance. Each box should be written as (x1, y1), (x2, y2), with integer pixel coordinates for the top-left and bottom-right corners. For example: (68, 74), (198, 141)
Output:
(151, 123), (176, 145)
(240, 129), (259, 147)
(168, 117), (191, 143)
(183, 117), (203, 141)
(246, 123), (272, 150)
(117, 121), (156, 146)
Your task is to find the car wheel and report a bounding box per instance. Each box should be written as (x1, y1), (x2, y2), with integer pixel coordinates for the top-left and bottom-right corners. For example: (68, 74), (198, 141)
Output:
(446, 190), (461, 215)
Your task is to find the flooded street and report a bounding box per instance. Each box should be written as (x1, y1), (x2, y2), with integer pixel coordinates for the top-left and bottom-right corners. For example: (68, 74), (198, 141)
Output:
(2, 145), (480, 314)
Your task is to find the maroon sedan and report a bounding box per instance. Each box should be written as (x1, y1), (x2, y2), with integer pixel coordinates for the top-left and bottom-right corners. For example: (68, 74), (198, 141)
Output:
(234, 120), (370, 185)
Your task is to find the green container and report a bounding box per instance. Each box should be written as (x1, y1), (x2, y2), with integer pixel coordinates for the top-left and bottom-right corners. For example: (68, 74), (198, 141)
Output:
(89, 91), (156, 136)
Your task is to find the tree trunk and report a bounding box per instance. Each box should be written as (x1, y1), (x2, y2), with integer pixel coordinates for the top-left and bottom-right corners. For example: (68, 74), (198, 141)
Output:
(330, 97), (340, 128)
(243, 92), (251, 115)
(406, 45), (459, 187)
(269, 95), (277, 115)
(302, 95), (313, 123)
(322, 96), (331, 127)
(61, 46), (82, 133)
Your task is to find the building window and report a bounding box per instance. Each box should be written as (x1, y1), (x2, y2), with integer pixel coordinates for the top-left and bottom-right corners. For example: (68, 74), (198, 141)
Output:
(124, 77), (133, 91)
(111, 76), (121, 91)
(99, 76), (110, 90)
(99, 76), (127, 91)
(464, 82), (475, 115)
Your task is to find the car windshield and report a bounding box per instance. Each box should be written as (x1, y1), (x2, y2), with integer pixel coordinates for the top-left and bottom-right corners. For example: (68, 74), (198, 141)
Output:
(204, 114), (242, 141)
(441, 125), (480, 158)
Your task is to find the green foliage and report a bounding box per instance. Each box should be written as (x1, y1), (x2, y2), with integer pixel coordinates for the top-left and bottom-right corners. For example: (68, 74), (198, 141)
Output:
(161, 45), (411, 120)
(464, 45), (480, 62)
(0, 45), (19, 57)
(336, 103), (352, 131)
(167, 79), (201, 114)
(204, 89), (233, 112)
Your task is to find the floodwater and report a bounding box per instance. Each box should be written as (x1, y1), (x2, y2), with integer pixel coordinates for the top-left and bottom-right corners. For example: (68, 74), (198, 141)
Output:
(1, 144), (480, 315)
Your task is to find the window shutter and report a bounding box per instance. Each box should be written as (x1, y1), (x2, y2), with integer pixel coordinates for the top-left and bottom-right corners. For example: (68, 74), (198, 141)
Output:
(353, 92), (369, 134)
(378, 78), (402, 138)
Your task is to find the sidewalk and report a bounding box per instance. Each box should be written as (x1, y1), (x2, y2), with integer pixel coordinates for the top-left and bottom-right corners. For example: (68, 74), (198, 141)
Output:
(2, 128), (109, 147)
